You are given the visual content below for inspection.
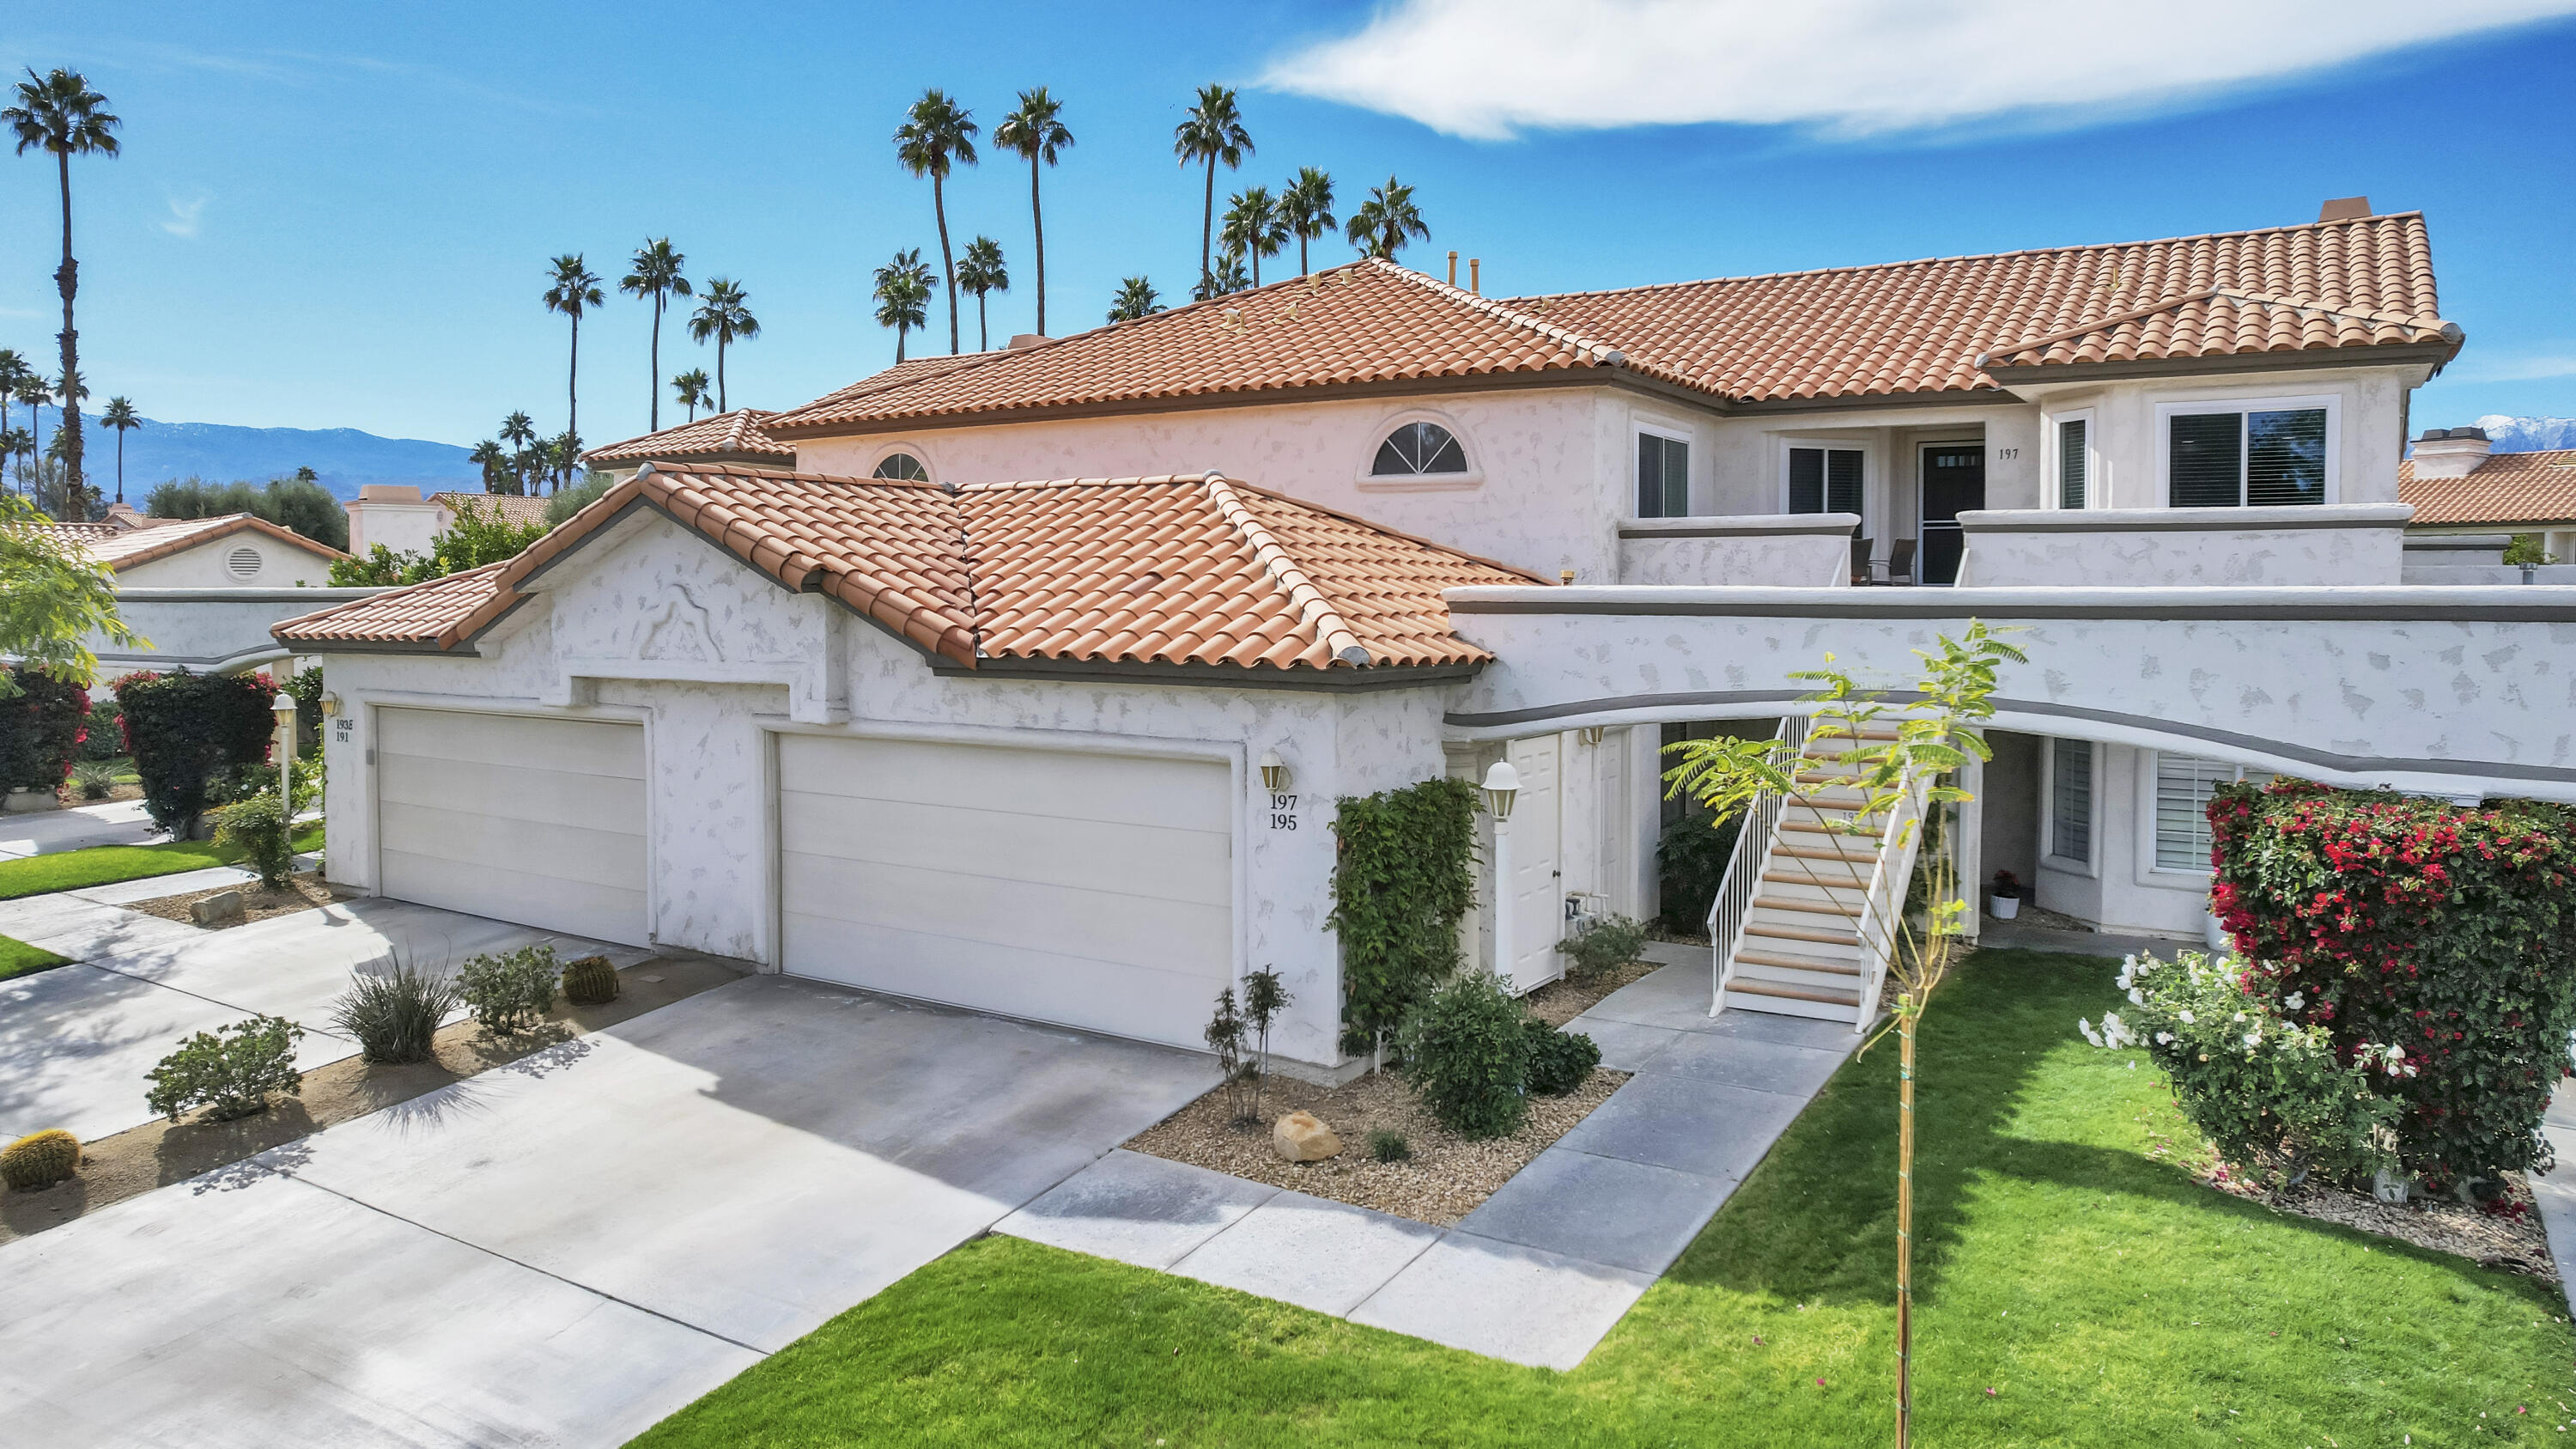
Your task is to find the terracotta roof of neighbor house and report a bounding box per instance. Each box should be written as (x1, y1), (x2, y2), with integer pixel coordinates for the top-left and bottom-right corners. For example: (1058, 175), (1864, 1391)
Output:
(762, 213), (2452, 431)
(2398, 449), (2576, 527)
(274, 463), (1536, 673)
(33, 512), (347, 569)
(432, 492), (553, 527)
(583, 409), (796, 466)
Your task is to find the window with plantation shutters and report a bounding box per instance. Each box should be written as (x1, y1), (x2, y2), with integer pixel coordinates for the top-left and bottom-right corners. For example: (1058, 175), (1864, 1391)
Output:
(2057, 417), (2088, 508)
(2048, 737), (2093, 865)
(2154, 753), (2272, 871)
(1635, 432), (1688, 516)
(1787, 446), (1863, 514)
(2166, 406), (2329, 507)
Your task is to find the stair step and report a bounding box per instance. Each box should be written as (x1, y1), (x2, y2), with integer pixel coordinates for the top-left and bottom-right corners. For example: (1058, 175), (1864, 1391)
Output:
(1736, 949), (1862, 977)
(1777, 844), (1877, 865)
(1752, 893), (1863, 918)
(1746, 922), (1859, 947)
(1761, 871), (1864, 892)
(1726, 977), (1862, 1008)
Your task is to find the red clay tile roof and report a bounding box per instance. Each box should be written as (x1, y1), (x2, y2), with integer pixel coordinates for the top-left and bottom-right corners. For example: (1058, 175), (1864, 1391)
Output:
(432, 492), (553, 527)
(2399, 449), (2576, 527)
(763, 214), (2451, 429)
(275, 464), (1534, 673)
(35, 512), (347, 569)
(583, 409), (795, 466)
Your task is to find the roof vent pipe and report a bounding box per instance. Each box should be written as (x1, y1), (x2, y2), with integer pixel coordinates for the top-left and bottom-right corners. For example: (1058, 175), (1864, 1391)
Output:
(2317, 196), (2372, 222)
(1469, 259), (1480, 295)
(1447, 251), (1458, 287)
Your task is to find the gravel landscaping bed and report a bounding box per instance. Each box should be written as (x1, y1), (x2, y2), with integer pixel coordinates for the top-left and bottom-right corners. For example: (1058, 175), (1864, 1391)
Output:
(1126, 1062), (1627, 1227)
(126, 873), (334, 928)
(2209, 1168), (2556, 1280)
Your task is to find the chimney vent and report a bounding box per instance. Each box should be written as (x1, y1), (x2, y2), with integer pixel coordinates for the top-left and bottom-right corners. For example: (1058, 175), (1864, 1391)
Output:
(1447, 250), (1458, 287)
(2409, 426), (2491, 479)
(2317, 196), (2372, 222)
(1005, 333), (1048, 350)
(1469, 258), (1481, 295)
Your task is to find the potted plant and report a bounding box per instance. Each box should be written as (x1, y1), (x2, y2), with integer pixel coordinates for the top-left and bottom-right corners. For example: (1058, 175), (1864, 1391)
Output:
(1989, 869), (2023, 921)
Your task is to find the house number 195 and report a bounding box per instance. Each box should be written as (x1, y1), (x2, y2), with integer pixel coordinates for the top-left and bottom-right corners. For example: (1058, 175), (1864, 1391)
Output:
(1268, 792), (1298, 830)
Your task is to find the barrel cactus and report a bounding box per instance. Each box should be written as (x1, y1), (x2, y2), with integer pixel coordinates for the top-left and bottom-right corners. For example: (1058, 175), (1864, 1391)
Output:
(562, 955), (621, 1006)
(2, 1129), (81, 1190)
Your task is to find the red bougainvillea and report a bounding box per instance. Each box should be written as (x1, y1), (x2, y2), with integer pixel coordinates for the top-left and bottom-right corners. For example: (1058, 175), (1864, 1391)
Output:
(2209, 779), (2576, 1185)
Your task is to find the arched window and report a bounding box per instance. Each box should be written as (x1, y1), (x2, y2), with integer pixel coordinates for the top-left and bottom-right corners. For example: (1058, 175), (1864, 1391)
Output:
(1370, 421), (1467, 477)
(872, 452), (930, 482)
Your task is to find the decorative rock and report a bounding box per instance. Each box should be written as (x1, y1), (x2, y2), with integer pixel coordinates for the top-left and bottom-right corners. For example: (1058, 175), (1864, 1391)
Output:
(1272, 1111), (1343, 1164)
(191, 890), (246, 926)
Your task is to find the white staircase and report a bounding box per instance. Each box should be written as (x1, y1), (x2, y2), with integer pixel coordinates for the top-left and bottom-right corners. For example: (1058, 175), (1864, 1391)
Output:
(1707, 718), (1930, 1030)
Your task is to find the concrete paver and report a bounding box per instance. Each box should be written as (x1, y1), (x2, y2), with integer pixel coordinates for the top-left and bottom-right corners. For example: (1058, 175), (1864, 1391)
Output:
(999, 1148), (1279, 1269)
(1347, 1232), (1656, 1372)
(1172, 1189), (1443, 1316)
(65, 863), (260, 904)
(1553, 1070), (1814, 1182)
(1458, 1148), (1732, 1275)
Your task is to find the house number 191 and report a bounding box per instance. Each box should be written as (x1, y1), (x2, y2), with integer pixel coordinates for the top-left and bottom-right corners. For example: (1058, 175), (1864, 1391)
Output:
(1268, 792), (1298, 830)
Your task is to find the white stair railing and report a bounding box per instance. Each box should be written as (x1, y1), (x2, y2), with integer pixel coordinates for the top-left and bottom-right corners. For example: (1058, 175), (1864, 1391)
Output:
(1847, 769), (1932, 1033)
(1705, 714), (1811, 1015)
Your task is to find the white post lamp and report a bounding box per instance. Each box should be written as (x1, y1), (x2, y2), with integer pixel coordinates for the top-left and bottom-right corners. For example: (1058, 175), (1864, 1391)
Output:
(1481, 759), (1521, 986)
(1258, 749), (1290, 794)
(272, 692), (299, 813)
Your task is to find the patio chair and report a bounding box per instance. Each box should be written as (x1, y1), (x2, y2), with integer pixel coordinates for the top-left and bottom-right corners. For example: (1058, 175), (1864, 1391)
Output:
(1886, 539), (1917, 585)
(1850, 536), (1874, 585)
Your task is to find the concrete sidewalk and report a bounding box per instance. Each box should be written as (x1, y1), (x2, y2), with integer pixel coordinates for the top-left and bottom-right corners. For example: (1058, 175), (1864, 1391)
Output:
(2529, 1078), (2576, 1317)
(0, 800), (161, 860)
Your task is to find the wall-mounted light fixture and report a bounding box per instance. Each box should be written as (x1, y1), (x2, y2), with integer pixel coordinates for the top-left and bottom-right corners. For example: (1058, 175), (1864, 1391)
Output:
(1259, 749), (1291, 793)
(319, 693), (343, 718)
(1480, 760), (1520, 821)
(1578, 726), (1607, 747)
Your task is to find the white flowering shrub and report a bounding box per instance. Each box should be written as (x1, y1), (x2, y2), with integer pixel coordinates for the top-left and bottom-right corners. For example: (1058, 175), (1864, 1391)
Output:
(2083, 951), (2403, 1189)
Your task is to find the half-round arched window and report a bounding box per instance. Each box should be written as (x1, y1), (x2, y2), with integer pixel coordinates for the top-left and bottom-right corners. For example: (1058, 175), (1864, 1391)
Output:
(872, 452), (930, 482)
(1370, 421), (1467, 477)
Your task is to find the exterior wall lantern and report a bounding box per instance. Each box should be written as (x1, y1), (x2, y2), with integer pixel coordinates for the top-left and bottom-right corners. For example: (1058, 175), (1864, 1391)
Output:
(1482, 758), (1522, 989)
(1480, 760), (1520, 820)
(1258, 749), (1291, 794)
(271, 692), (299, 809)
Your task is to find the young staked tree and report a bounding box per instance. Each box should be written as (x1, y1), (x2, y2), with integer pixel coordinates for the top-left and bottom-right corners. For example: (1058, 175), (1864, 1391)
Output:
(1106, 276), (1162, 324)
(955, 236), (1008, 352)
(992, 87), (1071, 338)
(1171, 84), (1251, 295)
(1279, 167), (1335, 277)
(671, 368), (712, 423)
(688, 278), (758, 412)
(872, 249), (934, 363)
(1346, 175), (1430, 261)
(893, 88), (978, 356)
(619, 238), (690, 433)
(1663, 622), (2024, 1449)
(5, 68), (120, 496)
(99, 394), (137, 503)
(1220, 186), (1287, 289)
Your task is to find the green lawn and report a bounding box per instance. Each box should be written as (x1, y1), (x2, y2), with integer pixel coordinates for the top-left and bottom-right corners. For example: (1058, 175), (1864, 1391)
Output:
(631, 949), (2573, 1448)
(0, 825), (325, 901)
(0, 933), (70, 981)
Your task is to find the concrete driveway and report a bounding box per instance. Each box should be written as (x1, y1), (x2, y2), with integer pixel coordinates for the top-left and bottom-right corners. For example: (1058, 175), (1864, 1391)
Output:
(0, 973), (1218, 1447)
(0, 897), (650, 1143)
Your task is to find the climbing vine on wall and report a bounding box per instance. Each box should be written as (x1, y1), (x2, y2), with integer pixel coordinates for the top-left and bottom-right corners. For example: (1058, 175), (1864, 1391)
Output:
(1327, 776), (1480, 1056)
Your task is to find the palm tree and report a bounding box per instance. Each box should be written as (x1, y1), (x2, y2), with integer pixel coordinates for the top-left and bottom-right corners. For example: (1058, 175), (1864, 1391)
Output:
(956, 237), (1009, 352)
(500, 410), (538, 493)
(0, 428), (26, 497)
(541, 255), (603, 472)
(992, 87), (1072, 338)
(872, 249), (933, 363)
(1107, 276), (1163, 324)
(671, 368), (712, 423)
(468, 439), (509, 493)
(1172, 85), (1252, 295)
(100, 395), (137, 503)
(18, 374), (50, 484)
(1220, 186), (1287, 289)
(550, 429), (581, 493)
(1346, 174), (1430, 260)
(620, 239), (691, 433)
(0, 349), (24, 491)
(4, 70), (119, 496)
(893, 89), (979, 356)
(688, 278), (758, 412)
(1281, 167), (1336, 277)
(1194, 251), (1249, 301)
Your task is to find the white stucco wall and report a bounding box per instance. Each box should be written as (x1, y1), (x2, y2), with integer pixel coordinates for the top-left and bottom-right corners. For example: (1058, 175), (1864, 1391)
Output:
(2017, 363), (2421, 512)
(311, 510), (1473, 1070)
(1954, 506), (2410, 587)
(346, 499), (444, 558)
(116, 537), (337, 589)
(2029, 741), (2221, 940)
(91, 587), (384, 683)
(1616, 514), (1859, 587)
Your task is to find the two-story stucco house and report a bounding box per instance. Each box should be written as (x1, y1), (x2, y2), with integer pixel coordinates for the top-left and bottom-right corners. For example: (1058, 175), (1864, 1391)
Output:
(276, 202), (2568, 1075)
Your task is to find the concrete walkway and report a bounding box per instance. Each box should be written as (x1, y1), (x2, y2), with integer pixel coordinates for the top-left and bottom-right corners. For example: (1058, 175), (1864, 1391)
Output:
(2529, 1080), (2576, 1316)
(0, 799), (161, 860)
(998, 942), (1862, 1370)
(0, 975), (1219, 1448)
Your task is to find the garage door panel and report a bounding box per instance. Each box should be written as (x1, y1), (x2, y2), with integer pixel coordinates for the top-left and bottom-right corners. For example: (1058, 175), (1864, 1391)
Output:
(781, 852), (1229, 975)
(380, 801), (647, 892)
(780, 918), (1216, 1048)
(378, 709), (645, 779)
(383, 849), (645, 947)
(776, 735), (1226, 831)
(380, 755), (647, 833)
(777, 793), (1229, 906)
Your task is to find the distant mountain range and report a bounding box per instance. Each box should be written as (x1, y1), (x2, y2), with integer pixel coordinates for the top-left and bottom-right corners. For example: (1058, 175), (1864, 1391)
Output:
(2475, 415), (2576, 452)
(69, 417), (478, 502)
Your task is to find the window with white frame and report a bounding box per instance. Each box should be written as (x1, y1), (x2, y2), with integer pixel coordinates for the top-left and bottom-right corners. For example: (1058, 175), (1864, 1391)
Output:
(2165, 403), (2330, 508)
(2152, 753), (2272, 871)
(2046, 737), (2094, 866)
(2055, 415), (2092, 509)
(1635, 430), (1688, 517)
(872, 452), (931, 481)
(1374, 421), (1469, 477)
(1787, 445), (1863, 515)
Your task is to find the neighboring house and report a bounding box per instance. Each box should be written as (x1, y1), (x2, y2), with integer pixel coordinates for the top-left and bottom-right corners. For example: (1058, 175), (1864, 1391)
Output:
(582, 409), (795, 484)
(2398, 425), (2576, 563)
(282, 201), (2566, 1068)
(343, 486), (554, 557)
(26, 507), (362, 685)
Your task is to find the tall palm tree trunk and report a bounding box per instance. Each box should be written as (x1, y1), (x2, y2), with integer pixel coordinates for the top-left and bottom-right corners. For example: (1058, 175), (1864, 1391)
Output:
(648, 298), (663, 432)
(1298, 234), (1309, 277)
(1200, 161), (1216, 289)
(1030, 157), (1048, 337)
(976, 295), (988, 352)
(715, 341), (728, 413)
(934, 175), (958, 355)
(54, 149), (84, 492)
(565, 314), (580, 493)
(115, 429), (124, 503)
(896, 325), (908, 365)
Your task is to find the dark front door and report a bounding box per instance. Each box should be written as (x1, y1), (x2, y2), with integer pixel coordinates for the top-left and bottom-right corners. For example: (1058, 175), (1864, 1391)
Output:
(1918, 444), (1985, 586)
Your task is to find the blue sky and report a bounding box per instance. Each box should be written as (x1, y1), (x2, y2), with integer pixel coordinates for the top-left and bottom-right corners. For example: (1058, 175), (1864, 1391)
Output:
(4, 1), (2573, 449)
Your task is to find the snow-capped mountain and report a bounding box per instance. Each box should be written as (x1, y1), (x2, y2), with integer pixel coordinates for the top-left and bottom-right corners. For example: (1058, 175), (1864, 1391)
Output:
(2475, 415), (2576, 452)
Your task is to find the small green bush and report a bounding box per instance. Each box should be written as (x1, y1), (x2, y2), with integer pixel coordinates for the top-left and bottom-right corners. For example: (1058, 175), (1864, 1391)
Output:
(214, 792), (295, 889)
(146, 1015), (305, 1123)
(1395, 971), (1530, 1140)
(1366, 1128), (1412, 1163)
(1522, 1020), (1602, 1095)
(1555, 913), (1648, 983)
(459, 945), (561, 1034)
(1656, 807), (1739, 934)
(78, 697), (124, 761)
(2, 1129), (81, 1190)
(333, 959), (461, 1063)
(69, 760), (117, 800)
(561, 954), (620, 1005)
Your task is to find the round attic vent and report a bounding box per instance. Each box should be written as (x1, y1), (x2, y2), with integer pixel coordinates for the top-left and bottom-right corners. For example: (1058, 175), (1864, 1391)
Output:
(226, 545), (263, 581)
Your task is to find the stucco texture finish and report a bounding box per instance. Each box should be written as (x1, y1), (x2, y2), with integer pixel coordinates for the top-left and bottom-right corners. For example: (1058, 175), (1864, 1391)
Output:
(1955, 521), (2406, 588)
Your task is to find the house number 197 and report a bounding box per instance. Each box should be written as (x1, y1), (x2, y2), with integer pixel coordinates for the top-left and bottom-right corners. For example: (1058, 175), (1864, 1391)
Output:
(1268, 792), (1298, 830)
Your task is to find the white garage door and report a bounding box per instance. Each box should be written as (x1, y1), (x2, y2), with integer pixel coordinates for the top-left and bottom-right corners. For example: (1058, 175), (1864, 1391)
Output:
(776, 735), (1232, 1049)
(376, 709), (648, 946)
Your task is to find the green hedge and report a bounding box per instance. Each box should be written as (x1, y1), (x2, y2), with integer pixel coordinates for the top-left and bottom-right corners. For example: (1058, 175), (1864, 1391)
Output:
(0, 667), (89, 793)
(1327, 776), (1479, 1056)
(117, 670), (277, 837)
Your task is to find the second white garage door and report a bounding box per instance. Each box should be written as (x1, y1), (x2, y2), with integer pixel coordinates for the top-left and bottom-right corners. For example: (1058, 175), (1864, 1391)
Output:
(776, 735), (1232, 1049)
(377, 709), (648, 946)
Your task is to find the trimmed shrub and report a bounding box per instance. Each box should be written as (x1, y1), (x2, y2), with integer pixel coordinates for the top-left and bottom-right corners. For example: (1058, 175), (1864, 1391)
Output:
(1395, 971), (1530, 1140)
(1327, 776), (1479, 1056)
(214, 792), (295, 889)
(1523, 1020), (1603, 1096)
(2209, 780), (2576, 1185)
(146, 1015), (305, 1123)
(78, 697), (124, 760)
(118, 669), (276, 837)
(459, 945), (561, 1034)
(1366, 1128), (1412, 1163)
(561, 955), (620, 1006)
(2, 1129), (81, 1190)
(0, 666), (89, 793)
(333, 959), (461, 1064)
(70, 760), (118, 800)
(1556, 913), (1648, 983)
(1656, 806), (1740, 935)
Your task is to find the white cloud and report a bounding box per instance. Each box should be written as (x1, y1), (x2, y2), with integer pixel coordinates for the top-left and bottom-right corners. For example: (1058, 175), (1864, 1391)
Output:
(158, 195), (208, 240)
(1263, 0), (2576, 139)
